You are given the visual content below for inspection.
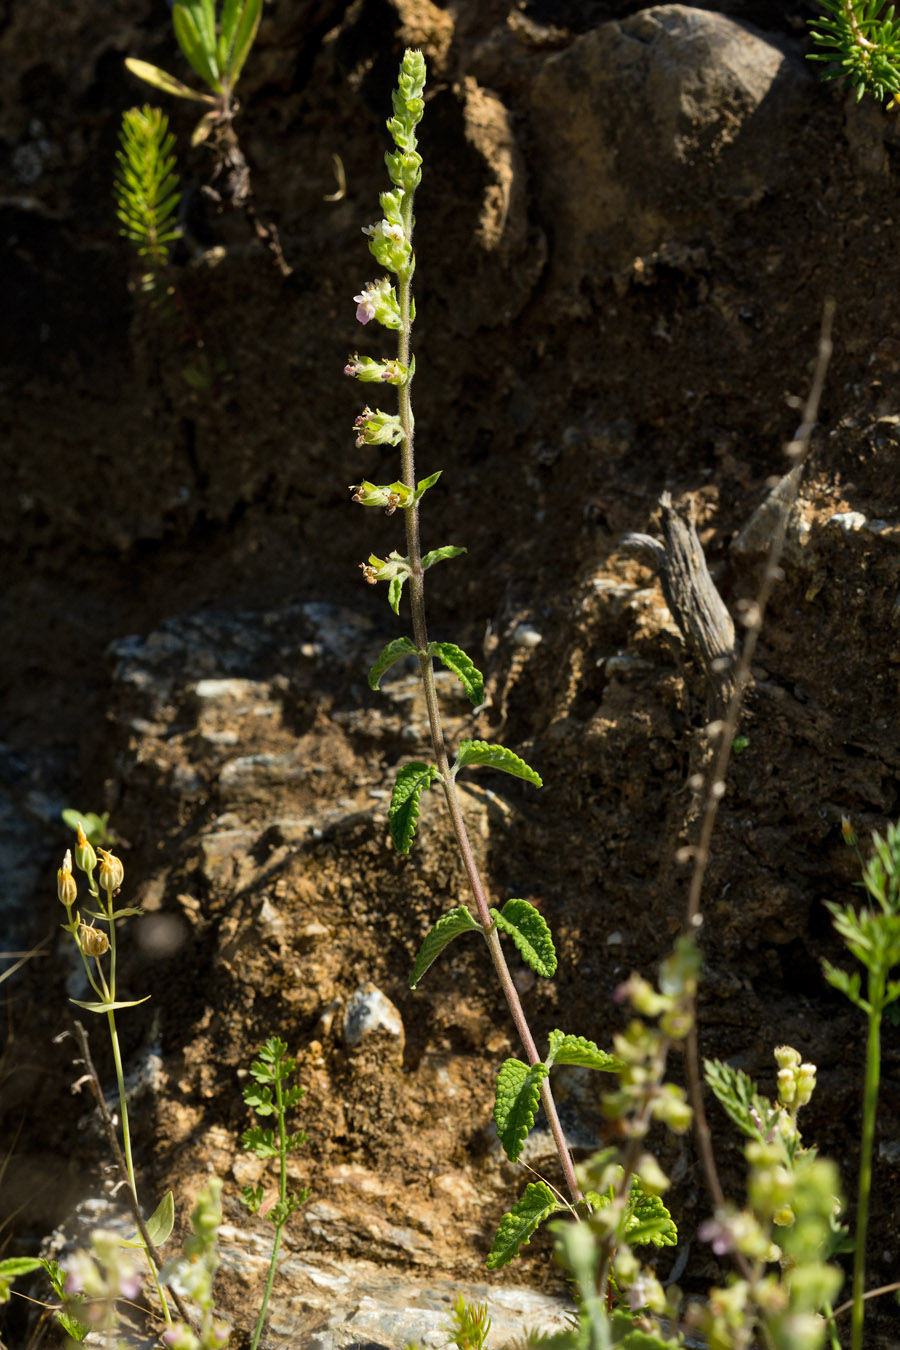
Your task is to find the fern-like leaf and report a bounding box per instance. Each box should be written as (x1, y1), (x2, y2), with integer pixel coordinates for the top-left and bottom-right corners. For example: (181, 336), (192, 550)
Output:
(409, 906), (481, 989)
(489, 899), (557, 978)
(546, 1029), (622, 1072)
(428, 642), (484, 706)
(114, 106), (181, 293)
(485, 1181), (562, 1270)
(389, 762), (439, 854)
(493, 1057), (549, 1163)
(704, 1058), (780, 1141)
(454, 740), (542, 786)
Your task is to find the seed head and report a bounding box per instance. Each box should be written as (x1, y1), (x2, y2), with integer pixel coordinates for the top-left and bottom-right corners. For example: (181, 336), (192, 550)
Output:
(79, 923), (109, 958)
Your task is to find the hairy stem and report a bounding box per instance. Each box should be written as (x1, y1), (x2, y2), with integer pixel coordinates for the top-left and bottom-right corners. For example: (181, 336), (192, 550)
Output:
(396, 188), (581, 1206)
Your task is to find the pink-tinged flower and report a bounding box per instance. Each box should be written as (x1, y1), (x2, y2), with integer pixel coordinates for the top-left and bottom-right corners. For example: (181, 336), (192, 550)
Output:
(699, 1216), (734, 1256)
(354, 289), (377, 324)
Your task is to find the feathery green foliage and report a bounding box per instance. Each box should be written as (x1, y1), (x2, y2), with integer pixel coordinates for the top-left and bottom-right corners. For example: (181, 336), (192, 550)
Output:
(114, 105), (181, 293)
(808, 1), (900, 103)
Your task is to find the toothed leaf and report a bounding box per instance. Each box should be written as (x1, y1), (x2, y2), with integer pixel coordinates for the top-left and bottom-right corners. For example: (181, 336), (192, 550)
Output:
(485, 1181), (562, 1270)
(409, 905), (481, 989)
(428, 642), (484, 706)
(455, 740), (542, 787)
(626, 1184), (678, 1248)
(494, 1057), (549, 1163)
(546, 1030), (622, 1072)
(422, 544), (466, 570)
(368, 637), (419, 690)
(490, 899), (556, 978)
(389, 762), (439, 854)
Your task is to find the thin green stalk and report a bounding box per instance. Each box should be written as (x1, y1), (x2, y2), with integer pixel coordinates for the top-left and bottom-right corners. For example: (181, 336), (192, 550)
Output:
(249, 1071), (288, 1350)
(851, 978), (883, 1350)
(395, 182), (581, 1207)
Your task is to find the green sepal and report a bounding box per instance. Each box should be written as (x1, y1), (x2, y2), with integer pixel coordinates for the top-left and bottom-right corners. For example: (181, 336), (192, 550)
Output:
(454, 740), (542, 787)
(485, 1181), (562, 1270)
(389, 762), (439, 853)
(69, 995), (152, 1013)
(122, 1190), (175, 1249)
(489, 899), (557, 977)
(172, 3), (222, 91)
(494, 1057), (549, 1163)
(422, 544), (466, 570)
(545, 1029), (622, 1073)
(389, 574), (407, 616)
(409, 905), (481, 989)
(368, 637), (419, 690)
(124, 58), (214, 103)
(428, 642), (484, 706)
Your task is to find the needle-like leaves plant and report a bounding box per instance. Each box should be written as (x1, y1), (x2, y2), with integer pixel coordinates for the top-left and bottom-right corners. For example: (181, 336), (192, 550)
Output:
(114, 105), (181, 293)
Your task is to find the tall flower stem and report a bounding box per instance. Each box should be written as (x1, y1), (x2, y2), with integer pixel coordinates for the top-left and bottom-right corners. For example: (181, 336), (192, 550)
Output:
(394, 182), (581, 1206)
(851, 979), (883, 1350)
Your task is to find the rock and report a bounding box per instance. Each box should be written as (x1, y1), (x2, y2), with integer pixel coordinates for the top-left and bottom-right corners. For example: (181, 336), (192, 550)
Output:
(343, 984), (405, 1056)
(528, 5), (809, 309)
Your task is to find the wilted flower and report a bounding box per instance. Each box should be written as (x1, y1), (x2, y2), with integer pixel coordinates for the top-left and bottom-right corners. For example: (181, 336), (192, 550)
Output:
(79, 923), (109, 958)
(97, 848), (124, 893)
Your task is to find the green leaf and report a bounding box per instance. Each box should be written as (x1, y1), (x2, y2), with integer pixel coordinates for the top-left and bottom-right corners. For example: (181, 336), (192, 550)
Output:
(368, 637), (419, 691)
(69, 996), (152, 1013)
(0, 1257), (44, 1280)
(494, 1058), (549, 1163)
(389, 762), (439, 854)
(415, 469), (442, 497)
(822, 960), (865, 1010)
(422, 544), (466, 570)
(409, 906), (481, 989)
(388, 573), (407, 616)
(625, 1183), (677, 1248)
(122, 1190), (175, 1248)
(455, 740), (542, 787)
(490, 899), (557, 978)
(704, 1059), (779, 1140)
(172, 3), (221, 91)
(546, 1030), (622, 1072)
(124, 57), (213, 102)
(485, 1181), (562, 1270)
(428, 642), (484, 707)
(226, 0), (262, 85)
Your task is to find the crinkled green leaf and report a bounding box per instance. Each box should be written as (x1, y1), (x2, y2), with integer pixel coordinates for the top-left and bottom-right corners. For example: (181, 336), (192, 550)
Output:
(455, 740), (542, 787)
(546, 1029), (622, 1072)
(625, 1183), (678, 1248)
(422, 544), (466, 570)
(124, 58), (213, 103)
(494, 1057), (549, 1163)
(428, 642), (484, 707)
(388, 573), (407, 616)
(389, 762), (439, 854)
(485, 1181), (562, 1270)
(368, 637), (419, 691)
(409, 905), (481, 989)
(490, 899), (556, 978)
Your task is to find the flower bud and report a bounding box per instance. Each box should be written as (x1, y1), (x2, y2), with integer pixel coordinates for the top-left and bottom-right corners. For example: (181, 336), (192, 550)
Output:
(777, 1067), (796, 1104)
(796, 1062), (816, 1106)
(74, 822), (97, 875)
(97, 848), (124, 893)
(57, 850), (78, 907)
(841, 816), (858, 848)
(79, 923), (109, 958)
(774, 1045), (800, 1070)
